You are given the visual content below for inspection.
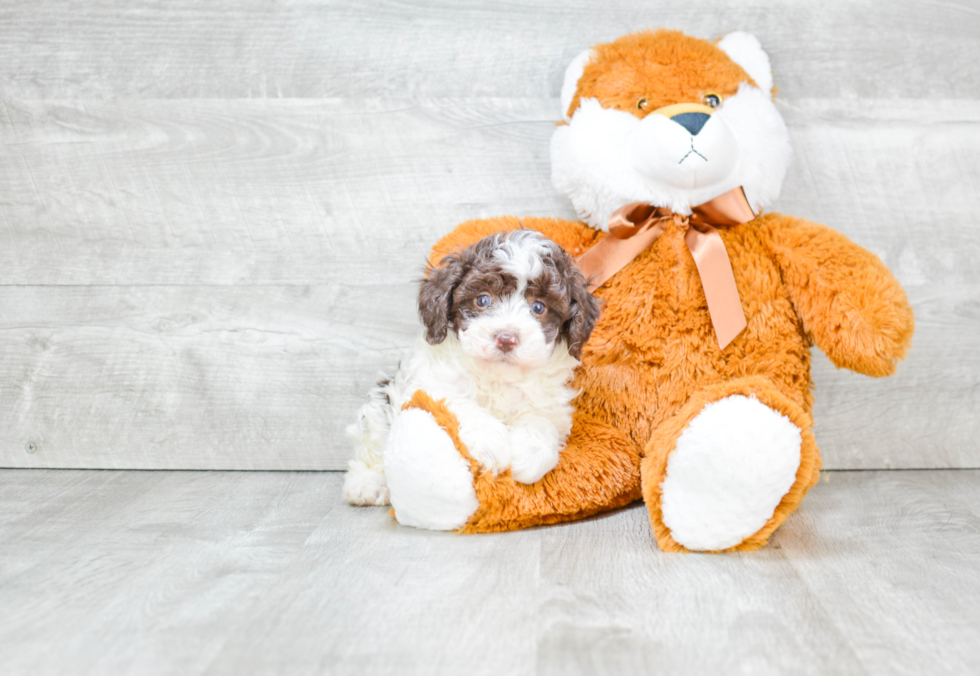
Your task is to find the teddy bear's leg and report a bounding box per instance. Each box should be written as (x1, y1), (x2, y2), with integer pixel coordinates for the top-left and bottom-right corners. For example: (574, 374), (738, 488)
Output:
(387, 390), (643, 533)
(642, 376), (821, 553)
(463, 410), (643, 533)
(382, 395), (480, 531)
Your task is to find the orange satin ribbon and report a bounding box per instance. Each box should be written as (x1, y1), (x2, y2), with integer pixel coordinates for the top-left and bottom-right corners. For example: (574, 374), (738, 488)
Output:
(575, 187), (756, 350)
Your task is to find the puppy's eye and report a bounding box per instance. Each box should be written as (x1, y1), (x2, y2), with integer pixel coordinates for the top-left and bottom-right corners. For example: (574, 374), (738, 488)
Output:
(636, 97), (649, 111)
(476, 294), (491, 308)
(703, 93), (722, 109)
(530, 301), (546, 315)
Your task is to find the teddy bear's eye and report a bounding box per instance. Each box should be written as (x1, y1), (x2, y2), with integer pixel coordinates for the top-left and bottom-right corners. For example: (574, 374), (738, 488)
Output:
(703, 93), (722, 109)
(636, 98), (649, 111)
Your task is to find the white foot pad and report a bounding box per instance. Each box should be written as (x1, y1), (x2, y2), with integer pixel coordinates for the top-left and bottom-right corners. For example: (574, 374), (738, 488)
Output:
(660, 395), (802, 551)
(383, 408), (480, 531)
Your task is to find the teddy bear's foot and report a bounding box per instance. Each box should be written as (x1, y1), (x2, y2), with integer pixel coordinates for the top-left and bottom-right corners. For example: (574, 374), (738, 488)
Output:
(384, 406), (480, 531)
(643, 377), (821, 552)
(660, 395), (801, 551)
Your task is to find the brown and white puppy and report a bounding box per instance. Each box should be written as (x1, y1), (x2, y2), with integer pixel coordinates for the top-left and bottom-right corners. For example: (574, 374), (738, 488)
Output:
(344, 230), (600, 524)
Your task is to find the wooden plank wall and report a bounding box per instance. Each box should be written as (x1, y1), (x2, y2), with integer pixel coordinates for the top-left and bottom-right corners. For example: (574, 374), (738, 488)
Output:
(0, 1), (977, 470)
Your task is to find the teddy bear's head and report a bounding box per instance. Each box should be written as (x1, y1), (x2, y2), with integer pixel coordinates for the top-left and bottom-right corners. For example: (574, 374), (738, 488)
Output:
(552, 29), (792, 229)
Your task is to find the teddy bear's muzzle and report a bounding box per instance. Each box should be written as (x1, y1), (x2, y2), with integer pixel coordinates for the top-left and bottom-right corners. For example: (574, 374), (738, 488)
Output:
(630, 111), (740, 191)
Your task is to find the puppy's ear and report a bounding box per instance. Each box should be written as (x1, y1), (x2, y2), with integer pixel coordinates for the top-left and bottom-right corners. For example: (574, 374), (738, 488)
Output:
(418, 254), (467, 344)
(556, 253), (602, 360)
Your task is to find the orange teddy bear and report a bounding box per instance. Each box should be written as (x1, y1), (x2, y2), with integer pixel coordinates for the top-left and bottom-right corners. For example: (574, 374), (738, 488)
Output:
(381, 29), (914, 552)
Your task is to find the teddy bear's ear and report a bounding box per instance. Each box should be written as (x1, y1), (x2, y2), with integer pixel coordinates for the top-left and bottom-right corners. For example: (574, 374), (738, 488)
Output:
(716, 32), (774, 95)
(560, 48), (594, 122)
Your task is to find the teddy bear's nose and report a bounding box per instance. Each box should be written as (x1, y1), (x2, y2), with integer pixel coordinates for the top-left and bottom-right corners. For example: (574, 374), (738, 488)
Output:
(670, 112), (710, 136)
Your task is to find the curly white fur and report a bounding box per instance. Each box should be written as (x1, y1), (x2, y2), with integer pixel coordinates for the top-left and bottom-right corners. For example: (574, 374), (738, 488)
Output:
(344, 232), (586, 529)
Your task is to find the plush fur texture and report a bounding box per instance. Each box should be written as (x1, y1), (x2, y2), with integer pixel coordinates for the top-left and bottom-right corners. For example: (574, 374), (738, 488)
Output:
(400, 389), (644, 533)
(384, 406), (480, 530)
(716, 32), (774, 95)
(659, 394), (802, 551)
(552, 29), (792, 224)
(378, 29), (914, 552)
(344, 230), (601, 519)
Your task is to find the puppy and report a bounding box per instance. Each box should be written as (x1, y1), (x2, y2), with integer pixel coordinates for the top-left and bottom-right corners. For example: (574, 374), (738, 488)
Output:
(344, 229), (601, 507)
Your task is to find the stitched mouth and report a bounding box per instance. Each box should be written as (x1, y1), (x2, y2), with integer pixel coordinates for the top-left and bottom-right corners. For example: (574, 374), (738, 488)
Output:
(678, 137), (707, 164)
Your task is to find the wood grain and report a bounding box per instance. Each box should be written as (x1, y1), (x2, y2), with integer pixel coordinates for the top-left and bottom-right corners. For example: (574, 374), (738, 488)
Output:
(0, 1), (977, 100)
(2, 1), (978, 470)
(1, 98), (977, 469)
(2, 98), (978, 286)
(2, 3), (977, 672)
(1, 469), (978, 675)
(0, 470), (339, 675)
(0, 98), (565, 286)
(0, 282), (975, 470)
(776, 471), (980, 676)
(536, 470), (980, 676)
(0, 284), (418, 469)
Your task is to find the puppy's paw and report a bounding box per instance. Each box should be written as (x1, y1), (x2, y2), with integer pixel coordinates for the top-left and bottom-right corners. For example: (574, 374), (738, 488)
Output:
(343, 461), (390, 506)
(457, 413), (512, 476)
(508, 426), (560, 485)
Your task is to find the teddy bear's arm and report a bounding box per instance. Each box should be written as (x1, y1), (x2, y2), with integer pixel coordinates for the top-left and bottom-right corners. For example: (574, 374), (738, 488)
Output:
(428, 216), (600, 267)
(764, 214), (914, 377)
(393, 390), (643, 532)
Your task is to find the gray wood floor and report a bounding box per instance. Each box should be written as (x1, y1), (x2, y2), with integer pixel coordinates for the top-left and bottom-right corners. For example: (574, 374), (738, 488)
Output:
(2, 469), (978, 675)
(3, 4), (977, 673)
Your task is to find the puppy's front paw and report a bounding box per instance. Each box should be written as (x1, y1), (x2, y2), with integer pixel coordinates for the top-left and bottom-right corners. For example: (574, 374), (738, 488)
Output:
(343, 461), (390, 506)
(457, 414), (512, 476)
(508, 426), (560, 485)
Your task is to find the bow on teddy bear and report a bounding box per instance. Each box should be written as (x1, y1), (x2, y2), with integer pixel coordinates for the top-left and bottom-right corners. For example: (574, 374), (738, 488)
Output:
(578, 189), (754, 349)
(382, 29), (914, 553)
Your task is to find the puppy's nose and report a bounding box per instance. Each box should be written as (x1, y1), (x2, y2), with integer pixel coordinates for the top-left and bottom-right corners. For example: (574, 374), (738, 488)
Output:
(495, 332), (519, 352)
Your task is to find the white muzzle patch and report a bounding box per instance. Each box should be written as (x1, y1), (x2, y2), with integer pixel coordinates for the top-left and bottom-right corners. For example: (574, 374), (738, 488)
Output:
(458, 293), (551, 371)
(551, 83), (792, 228)
(630, 113), (740, 191)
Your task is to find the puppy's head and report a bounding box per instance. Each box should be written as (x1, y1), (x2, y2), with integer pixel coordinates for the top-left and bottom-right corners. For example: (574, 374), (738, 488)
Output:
(419, 230), (601, 368)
